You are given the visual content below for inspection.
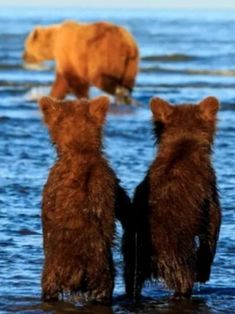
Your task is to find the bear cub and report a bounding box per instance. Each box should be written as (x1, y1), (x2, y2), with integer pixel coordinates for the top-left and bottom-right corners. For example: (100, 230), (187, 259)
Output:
(128, 96), (221, 299)
(39, 96), (131, 303)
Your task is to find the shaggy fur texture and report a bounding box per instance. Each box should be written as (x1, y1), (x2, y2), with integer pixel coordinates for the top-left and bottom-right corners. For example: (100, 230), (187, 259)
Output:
(39, 96), (131, 303)
(24, 21), (139, 101)
(126, 96), (221, 299)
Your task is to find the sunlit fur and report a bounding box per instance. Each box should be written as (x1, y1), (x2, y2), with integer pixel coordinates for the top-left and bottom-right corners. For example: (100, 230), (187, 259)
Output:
(24, 21), (139, 99)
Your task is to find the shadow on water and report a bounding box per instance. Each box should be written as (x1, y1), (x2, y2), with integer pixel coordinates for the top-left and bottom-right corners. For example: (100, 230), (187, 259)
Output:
(6, 286), (235, 314)
(5, 295), (221, 314)
(14, 302), (114, 314)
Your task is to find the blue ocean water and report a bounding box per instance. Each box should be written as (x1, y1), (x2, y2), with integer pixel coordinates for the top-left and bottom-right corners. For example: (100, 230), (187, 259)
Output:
(0, 7), (235, 314)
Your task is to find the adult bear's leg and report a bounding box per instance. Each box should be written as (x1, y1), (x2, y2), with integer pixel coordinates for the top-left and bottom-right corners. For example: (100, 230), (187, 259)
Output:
(50, 72), (69, 99)
(65, 73), (89, 98)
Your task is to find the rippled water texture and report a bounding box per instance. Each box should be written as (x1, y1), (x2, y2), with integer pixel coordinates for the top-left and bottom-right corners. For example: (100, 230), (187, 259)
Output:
(0, 8), (235, 314)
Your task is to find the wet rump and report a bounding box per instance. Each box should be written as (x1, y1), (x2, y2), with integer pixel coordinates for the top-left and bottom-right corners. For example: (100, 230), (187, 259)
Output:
(152, 246), (196, 297)
(42, 233), (114, 302)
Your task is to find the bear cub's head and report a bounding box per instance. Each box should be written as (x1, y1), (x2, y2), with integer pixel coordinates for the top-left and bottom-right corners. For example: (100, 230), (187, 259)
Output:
(150, 96), (219, 147)
(39, 96), (110, 154)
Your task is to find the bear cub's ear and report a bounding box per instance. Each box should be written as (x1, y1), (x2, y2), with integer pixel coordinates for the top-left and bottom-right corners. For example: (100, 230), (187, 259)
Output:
(199, 96), (220, 121)
(89, 96), (110, 124)
(150, 97), (173, 122)
(39, 96), (60, 126)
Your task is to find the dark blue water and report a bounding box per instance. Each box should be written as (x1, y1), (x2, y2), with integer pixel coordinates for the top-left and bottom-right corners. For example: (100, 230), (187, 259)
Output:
(0, 7), (235, 314)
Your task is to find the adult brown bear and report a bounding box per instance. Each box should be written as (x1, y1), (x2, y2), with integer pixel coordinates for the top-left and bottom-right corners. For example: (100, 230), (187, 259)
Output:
(23, 21), (139, 103)
(124, 97), (221, 299)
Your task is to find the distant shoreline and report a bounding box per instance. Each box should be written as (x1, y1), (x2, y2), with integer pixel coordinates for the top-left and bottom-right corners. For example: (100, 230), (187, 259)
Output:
(1, 6), (235, 11)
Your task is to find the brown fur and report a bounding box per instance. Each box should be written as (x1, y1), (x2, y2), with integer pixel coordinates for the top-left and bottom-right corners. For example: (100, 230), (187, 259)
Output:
(125, 96), (221, 299)
(39, 96), (131, 303)
(24, 21), (139, 99)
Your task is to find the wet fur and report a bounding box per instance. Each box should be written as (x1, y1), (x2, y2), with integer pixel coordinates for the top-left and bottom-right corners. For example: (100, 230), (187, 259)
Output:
(39, 96), (131, 303)
(125, 97), (221, 299)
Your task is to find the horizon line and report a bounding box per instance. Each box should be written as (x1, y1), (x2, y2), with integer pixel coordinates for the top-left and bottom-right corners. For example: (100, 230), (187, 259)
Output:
(1, 5), (235, 10)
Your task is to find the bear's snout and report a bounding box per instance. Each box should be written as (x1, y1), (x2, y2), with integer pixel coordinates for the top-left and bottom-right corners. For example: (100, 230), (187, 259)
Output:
(22, 51), (28, 61)
(22, 51), (38, 63)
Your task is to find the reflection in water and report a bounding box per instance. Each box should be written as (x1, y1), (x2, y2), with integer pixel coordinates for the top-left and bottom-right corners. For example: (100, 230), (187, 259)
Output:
(15, 302), (114, 314)
(5, 297), (215, 314)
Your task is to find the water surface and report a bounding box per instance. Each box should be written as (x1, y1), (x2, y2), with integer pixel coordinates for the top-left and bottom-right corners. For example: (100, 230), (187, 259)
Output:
(0, 8), (235, 314)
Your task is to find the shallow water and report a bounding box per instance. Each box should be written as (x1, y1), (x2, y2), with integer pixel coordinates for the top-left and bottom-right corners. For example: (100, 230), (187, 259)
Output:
(0, 7), (235, 314)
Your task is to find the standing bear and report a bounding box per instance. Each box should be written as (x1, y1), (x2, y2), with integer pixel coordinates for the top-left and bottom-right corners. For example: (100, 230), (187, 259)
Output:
(39, 95), (131, 303)
(24, 21), (139, 103)
(125, 96), (221, 299)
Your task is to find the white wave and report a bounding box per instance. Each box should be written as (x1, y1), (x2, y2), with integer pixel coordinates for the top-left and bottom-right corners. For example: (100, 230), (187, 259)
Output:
(25, 86), (50, 101)
(23, 62), (50, 71)
(186, 69), (235, 76)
